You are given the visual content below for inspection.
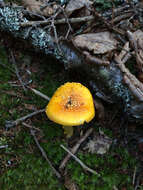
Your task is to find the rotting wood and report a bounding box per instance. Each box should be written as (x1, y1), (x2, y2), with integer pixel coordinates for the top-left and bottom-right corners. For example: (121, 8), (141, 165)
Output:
(0, 6), (142, 123)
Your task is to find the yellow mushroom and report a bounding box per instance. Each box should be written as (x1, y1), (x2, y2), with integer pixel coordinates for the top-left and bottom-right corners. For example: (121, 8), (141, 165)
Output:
(45, 82), (95, 138)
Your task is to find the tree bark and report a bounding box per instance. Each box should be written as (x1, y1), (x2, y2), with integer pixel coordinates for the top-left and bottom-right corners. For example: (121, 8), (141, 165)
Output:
(0, 6), (142, 123)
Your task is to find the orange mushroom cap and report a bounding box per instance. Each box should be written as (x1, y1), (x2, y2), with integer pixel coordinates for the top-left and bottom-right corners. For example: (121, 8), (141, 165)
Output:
(46, 82), (95, 126)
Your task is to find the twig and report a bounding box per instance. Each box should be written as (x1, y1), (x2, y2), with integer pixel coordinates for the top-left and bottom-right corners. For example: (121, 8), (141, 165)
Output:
(133, 166), (137, 185)
(112, 12), (133, 23)
(116, 59), (137, 87)
(51, 19), (61, 53)
(59, 128), (93, 170)
(5, 109), (45, 129)
(113, 4), (131, 16)
(27, 87), (50, 101)
(124, 75), (143, 101)
(20, 15), (95, 27)
(8, 80), (32, 87)
(60, 144), (99, 176)
(83, 51), (110, 66)
(127, 30), (138, 54)
(0, 145), (8, 149)
(115, 42), (143, 101)
(115, 42), (131, 64)
(93, 10), (125, 35)
(134, 174), (141, 190)
(22, 122), (41, 132)
(59, 6), (73, 39)
(30, 129), (61, 179)
(127, 30), (143, 72)
(10, 51), (27, 92)
(113, 185), (119, 190)
(115, 42), (143, 88)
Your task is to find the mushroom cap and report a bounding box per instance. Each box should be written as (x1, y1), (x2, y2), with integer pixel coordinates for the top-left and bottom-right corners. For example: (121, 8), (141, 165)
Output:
(46, 82), (95, 126)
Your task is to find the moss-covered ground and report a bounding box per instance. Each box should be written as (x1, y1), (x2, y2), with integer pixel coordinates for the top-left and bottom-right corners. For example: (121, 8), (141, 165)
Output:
(0, 43), (142, 190)
(0, 0), (143, 188)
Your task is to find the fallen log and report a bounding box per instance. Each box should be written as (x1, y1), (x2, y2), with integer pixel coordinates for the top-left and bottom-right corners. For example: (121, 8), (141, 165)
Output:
(0, 5), (142, 123)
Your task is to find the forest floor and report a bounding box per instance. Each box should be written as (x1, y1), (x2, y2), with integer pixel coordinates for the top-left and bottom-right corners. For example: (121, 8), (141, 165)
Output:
(0, 0), (143, 190)
(0, 35), (141, 190)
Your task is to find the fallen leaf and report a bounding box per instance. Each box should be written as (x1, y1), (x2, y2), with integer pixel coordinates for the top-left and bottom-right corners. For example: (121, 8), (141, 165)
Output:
(84, 131), (112, 154)
(133, 30), (143, 48)
(132, 30), (143, 73)
(73, 32), (118, 54)
(65, 0), (92, 16)
(22, 0), (56, 17)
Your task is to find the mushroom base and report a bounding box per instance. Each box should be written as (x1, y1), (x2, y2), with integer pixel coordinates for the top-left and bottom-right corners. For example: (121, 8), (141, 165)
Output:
(62, 126), (74, 138)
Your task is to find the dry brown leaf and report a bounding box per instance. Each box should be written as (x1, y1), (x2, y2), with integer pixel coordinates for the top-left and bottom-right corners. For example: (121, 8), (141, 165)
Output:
(127, 30), (143, 74)
(73, 32), (118, 54)
(133, 30), (143, 46)
(22, 0), (56, 17)
(133, 30), (143, 52)
(65, 0), (92, 16)
(83, 130), (112, 154)
(132, 30), (143, 72)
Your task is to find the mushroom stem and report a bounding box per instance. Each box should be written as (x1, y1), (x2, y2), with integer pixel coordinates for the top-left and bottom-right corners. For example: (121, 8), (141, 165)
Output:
(62, 126), (73, 138)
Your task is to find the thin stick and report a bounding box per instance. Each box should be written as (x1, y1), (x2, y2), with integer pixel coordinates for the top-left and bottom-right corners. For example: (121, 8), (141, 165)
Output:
(93, 10), (125, 35)
(59, 128), (93, 170)
(60, 144), (99, 176)
(28, 87), (50, 101)
(115, 42), (143, 100)
(30, 129), (61, 179)
(51, 19), (61, 53)
(20, 15), (94, 27)
(59, 6), (73, 39)
(83, 51), (110, 66)
(22, 122), (41, 132)
(10, 51), (27, 92)
(0, 145), (8, 149)
(113, 185), (119, 190)
(132, 166), (137, 185)
(124, 75), (143, 101)
(5, 109), (45, 129)
(113, 12), (133, 23)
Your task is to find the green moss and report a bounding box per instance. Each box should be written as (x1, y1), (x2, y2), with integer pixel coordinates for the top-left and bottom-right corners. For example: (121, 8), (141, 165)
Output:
(0, 45), (140, 190)
(0, 154), (65, 190)
(0, 122), (66, 190)
(67, 147), (136, 189)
